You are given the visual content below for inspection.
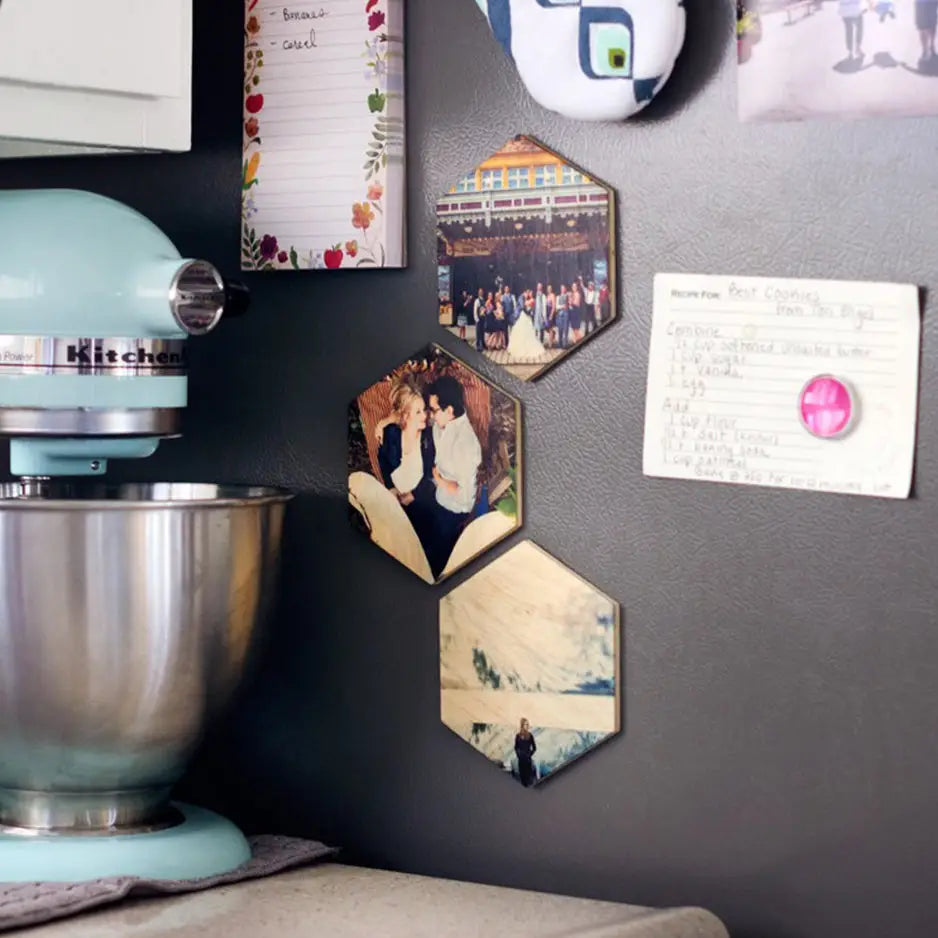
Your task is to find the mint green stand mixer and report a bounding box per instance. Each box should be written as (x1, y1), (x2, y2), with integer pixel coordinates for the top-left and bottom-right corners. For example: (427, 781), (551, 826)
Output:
(0, 190), (291, 882)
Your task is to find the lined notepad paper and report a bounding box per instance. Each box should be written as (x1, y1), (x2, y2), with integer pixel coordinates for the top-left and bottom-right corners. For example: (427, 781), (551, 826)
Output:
(241, 0), (405, 271)
(643, 273), (921, 499)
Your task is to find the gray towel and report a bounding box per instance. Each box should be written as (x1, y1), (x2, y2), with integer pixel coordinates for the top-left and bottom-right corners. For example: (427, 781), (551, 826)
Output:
(0, 835), (337, 933)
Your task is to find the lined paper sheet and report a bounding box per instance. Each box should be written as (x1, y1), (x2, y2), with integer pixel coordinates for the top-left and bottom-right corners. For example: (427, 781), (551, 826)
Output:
(241, 0), (405, 271)
(643, 273), (921, 499)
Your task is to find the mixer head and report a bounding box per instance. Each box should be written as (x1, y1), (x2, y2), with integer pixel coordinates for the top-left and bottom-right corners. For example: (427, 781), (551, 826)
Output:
(0, 189), (249, 480)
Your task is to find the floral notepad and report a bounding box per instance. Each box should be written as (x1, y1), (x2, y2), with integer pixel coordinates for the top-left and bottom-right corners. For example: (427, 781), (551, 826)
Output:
(241, 0), (406, 271)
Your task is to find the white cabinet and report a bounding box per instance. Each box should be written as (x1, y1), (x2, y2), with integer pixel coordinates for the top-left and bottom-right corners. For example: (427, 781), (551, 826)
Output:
(0, 0), (191, 158)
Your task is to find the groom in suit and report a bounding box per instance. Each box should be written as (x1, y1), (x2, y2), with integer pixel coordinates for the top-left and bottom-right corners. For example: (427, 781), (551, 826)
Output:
(425, 375), (482, 578)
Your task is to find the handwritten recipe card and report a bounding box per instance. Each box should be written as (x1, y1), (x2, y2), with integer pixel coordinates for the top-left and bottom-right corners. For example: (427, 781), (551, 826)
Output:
(643, 273), (921, 499)
(242, 0), (405, 270)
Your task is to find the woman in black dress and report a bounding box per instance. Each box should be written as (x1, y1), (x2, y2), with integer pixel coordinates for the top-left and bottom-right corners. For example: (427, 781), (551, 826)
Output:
(514, 717), (537, 787)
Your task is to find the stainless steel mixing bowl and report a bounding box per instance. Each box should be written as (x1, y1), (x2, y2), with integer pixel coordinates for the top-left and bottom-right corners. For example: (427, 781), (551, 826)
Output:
(0, 483), (291, 833)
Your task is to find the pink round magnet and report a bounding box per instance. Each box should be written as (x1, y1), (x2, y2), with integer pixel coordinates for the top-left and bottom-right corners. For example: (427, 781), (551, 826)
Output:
(799, 375), (857, 439)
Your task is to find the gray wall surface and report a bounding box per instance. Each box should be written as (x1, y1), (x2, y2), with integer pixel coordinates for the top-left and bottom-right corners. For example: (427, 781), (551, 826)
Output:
(4, 2), (938, 936)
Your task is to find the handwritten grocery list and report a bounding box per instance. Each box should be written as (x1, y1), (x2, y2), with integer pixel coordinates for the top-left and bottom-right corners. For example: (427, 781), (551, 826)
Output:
(241, 0), (405, 271)
(643, 273), (921, 499)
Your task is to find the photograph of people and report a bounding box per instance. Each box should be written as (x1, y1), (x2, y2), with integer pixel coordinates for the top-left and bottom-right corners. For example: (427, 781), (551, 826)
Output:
(375, 376), (438, 560)
(739, 0), (938, 122)
(348, 345), (521, 584)
(506, 290), (550, 362)
(425, 375), (483, 579)
(514, 718), (537, 788)
(437, 136), (616, 382)
(440, 541), (620, 788)
(455, 289), (472, 342)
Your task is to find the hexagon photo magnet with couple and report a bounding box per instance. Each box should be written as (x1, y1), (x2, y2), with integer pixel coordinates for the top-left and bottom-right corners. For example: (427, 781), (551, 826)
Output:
(348, 344), (521, 585)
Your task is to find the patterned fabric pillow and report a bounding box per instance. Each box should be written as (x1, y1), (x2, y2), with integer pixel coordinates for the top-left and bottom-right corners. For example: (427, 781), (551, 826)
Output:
(473, 0), (686, 121)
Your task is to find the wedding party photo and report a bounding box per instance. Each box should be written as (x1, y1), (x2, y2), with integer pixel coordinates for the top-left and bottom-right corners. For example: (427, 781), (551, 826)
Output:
(437, 136), (616, 382)
(348, 345), (521, 585)
(738, 0), (938, 121)
(440, 541), (620, 788)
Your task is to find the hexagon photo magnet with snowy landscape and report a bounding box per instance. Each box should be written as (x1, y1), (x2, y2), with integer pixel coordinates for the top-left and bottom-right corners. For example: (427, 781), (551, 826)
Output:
(440, 541), (620, 787)
(437, 136), (617, 382)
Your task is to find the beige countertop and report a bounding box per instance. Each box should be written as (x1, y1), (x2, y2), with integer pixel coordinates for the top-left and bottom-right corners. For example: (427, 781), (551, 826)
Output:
(21, 864), (729, 938)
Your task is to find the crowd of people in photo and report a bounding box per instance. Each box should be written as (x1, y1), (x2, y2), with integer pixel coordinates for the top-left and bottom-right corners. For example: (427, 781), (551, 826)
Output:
(453, 277), (613, 360)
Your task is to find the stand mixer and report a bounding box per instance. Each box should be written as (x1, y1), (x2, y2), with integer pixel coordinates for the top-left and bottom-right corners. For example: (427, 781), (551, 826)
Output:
(0, 190), (291, 882)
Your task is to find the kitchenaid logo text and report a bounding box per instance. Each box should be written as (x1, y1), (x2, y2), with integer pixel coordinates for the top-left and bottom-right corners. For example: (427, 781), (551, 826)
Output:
(66, 344), (187, 367)
(0, 336), (188, 376)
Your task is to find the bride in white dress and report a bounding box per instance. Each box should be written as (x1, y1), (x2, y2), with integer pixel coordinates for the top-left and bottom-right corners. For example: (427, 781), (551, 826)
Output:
(507, 307), (549, 362)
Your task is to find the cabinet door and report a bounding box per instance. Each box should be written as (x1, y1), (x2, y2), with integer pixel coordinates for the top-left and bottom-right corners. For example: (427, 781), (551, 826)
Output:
(0, 0), (185, 98)
(0, 0), (191, 153)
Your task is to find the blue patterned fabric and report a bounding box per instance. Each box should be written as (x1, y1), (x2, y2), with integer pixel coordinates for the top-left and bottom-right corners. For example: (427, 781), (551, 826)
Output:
(473, 0), (686, 121)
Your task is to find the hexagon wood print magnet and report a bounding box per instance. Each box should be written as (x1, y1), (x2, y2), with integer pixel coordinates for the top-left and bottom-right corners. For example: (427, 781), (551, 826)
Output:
(440, 541), (620, 787)
(437, 135), (616, 382)
(348, 343), (522, 585)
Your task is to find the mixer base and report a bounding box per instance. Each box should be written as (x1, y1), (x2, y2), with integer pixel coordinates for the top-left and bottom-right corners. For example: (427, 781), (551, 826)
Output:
(0, 803), (251, 882)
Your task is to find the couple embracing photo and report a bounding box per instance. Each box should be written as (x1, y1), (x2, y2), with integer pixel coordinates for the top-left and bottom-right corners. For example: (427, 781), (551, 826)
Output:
(376, 374), (481, 580)
(348, 345), (520, 584)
